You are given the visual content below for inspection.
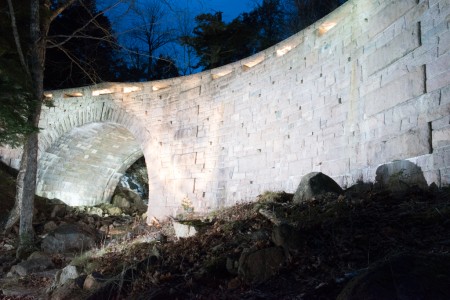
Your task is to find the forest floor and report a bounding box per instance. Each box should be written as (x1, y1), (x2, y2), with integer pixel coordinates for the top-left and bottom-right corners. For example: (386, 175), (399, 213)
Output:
(1, 164), (450, 299)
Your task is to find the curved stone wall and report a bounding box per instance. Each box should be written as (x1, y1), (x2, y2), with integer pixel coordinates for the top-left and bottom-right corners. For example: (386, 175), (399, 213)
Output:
(1, 0), (449, 219)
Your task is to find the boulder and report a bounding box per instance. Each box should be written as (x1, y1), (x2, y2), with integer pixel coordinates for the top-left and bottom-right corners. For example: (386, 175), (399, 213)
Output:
(375, 160), (428, 193)
(272, 223), (304, 252)
(44, 221), (58, 232)
(293, 172), (343, 203)
(172, 220), (212, 239)
(238, 247), (285, 284)
(172, 221), (198, 238)
(226, 258), (239, 275)
(112, 189), (147, 215)
(112, 194), (131, 209)
(48, 279), (85, 300)
(87, 207), (103, 217)
(83, 272), (106, 290)
(338, 253), (450, 300)
(2, 243), (14, 251)
(10, 252), (54, 277)
(106, 206), (122, 216)
(41, 223), (98, 254)
(52, 265), (81, 288)
(125, 189), (143, 205)
(51, 204), (67, 218)
(28, 251), (49, 259)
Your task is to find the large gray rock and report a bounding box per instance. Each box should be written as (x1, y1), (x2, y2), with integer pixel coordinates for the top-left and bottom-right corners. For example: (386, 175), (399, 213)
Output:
(125, 189), (144, 205)
(172, 221), (198, 238)
(272, 223), (304, 252)
(238, 247), (285, 284)
(10, 252), (54, 276)
(83, 272), (106, 290)
(51, 204), (67, 218)
(112, 189), (147, 215)
(106, 206), (122, 216)
(338, 253), (450, 300)
(293, 172), (343, 203)
(41, 223), (98, 254)
(87, 207), (103, 217)
(48, 279), (85, 300)
(375, 160), (428, 193)
(44, 221), (58, 232)
(55, 265), (80, 287)
(112, 194), (131, 209)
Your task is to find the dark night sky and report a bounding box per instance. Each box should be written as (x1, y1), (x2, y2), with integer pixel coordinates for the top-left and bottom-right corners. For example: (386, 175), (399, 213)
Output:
(194, 0), (255, 21)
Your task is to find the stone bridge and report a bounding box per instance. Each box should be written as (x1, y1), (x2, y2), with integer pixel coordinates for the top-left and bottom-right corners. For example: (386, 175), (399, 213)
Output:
(1, 0), (449, 219)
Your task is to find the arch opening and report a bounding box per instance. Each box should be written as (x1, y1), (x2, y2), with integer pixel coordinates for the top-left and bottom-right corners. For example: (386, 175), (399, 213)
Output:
(111, 156), (149, 215)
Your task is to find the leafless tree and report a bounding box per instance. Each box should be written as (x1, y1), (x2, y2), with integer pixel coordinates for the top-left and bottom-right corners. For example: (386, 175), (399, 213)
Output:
(3, 0), (131, 258)
(167, 1), (198, 75)
(126, 0), (175, 79)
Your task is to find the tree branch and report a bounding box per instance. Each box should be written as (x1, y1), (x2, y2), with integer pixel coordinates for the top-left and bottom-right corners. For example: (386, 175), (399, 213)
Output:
(48, 42), (99, 84)
(48, 0), (79, 23)
(6, 0), (29, 75)
(46, 34), (115, 49)
(47, 0), (125, 49)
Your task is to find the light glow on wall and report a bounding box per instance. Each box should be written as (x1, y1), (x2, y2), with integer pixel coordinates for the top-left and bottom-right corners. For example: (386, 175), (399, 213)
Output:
(152, 84), (170, 91)
(276, 46), (292, 57)
(318, 21), (337, 36)
(212, 69), (232, 79)
(243, 55), (265, 70)
(92, 88), (114, 96)
(123, 86), (141, 93)
(64, 92), (83, 98)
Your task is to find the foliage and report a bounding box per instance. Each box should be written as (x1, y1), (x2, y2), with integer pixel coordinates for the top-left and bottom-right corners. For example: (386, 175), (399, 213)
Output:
(181, 9), (270, 70)
(181, 12), (230, 70)
(181, 197), (194, 213)
(115, 47), (148, 82)
(0, 59), (38, 147)
(151, 55), (179, 80)
(0, 0), (38, 148)
(180, 0), (284, 70)
(284, 0), (346, 33)
(257, 190), (292, 203)
(252, 0), (287, 50)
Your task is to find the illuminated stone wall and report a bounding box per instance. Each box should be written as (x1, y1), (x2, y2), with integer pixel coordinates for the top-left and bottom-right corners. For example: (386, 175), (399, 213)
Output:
(1, 0), (449, 219)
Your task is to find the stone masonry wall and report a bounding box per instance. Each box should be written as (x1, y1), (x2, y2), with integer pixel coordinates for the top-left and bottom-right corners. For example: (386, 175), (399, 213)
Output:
(0, 0), (449, 219)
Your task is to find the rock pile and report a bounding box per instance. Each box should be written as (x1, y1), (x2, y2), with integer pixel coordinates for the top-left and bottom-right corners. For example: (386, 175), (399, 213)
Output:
(0, 183), (149, 299)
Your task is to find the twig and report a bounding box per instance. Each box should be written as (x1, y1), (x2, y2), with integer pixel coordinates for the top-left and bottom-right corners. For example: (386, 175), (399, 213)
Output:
(6, 0), (28, 74)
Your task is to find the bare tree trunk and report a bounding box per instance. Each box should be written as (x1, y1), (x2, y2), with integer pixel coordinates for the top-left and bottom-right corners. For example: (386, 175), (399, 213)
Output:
(2, 0), (32, 235)
(15, 0), (45, 259)
(4, 0), (120, 256)
(16, 125), (40, 257)
(2, 143), (29, 232)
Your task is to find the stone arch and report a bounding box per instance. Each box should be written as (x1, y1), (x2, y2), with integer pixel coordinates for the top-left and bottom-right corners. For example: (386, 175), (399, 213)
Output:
(38, 96), (149, 157)
(36, 122), (144, 206)
(35, 92), (155, 207)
